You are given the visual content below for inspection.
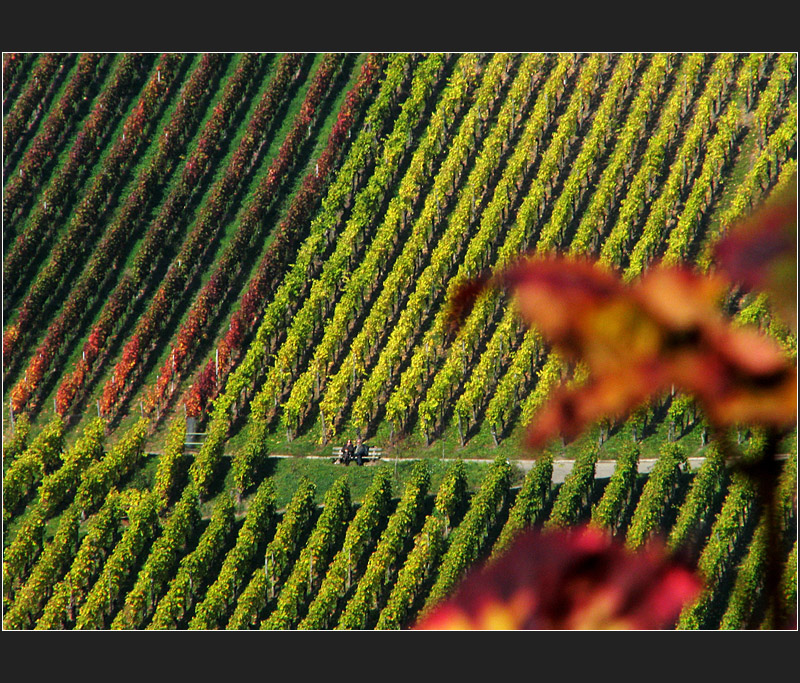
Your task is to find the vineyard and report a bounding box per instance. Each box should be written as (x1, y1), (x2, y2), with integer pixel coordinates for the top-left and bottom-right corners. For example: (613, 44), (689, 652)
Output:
(2, 52), (797, 630)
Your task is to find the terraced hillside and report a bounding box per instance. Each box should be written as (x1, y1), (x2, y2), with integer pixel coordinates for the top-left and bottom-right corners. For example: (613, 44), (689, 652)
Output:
(2, 52), (797, 629)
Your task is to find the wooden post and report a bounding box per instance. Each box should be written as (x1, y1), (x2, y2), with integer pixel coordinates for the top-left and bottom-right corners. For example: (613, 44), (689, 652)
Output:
(68, 577), (75, 622)
(320, 410), (328, 445)
(266, 551), (274, 598)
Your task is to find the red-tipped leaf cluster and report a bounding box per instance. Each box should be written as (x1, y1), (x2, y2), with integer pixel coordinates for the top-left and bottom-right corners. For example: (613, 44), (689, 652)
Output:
(713, 189), (796, 332)
(415, 526), (701, 630)
(450, 249), (796, 450)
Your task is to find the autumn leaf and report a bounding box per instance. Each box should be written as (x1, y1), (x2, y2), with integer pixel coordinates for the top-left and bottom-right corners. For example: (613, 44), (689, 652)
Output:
(449, 254), (796, 449)
(415, 526), (701, 630)
(713, 183), (797, 332)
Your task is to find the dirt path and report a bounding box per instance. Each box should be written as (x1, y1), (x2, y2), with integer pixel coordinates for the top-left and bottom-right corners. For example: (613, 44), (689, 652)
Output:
(417, 457), (708, 483)
(271, 454), (709, 484)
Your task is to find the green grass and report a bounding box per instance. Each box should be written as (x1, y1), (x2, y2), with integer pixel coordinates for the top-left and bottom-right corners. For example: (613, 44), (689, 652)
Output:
(230, 453), (519, 511)
(26, 55), (279, 451)
(218, 384), (714, 468)
(111, 55), (331, 433)
(4, 55), (80, 182)
(143, 55), (367, 453)
(4, 52), (794, 516)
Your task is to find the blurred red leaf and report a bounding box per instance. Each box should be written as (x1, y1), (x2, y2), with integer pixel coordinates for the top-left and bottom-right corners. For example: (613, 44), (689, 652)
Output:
(414, 526), (701, 630)
(450, 255), (796, 449)
(713, 185), (797, 332)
